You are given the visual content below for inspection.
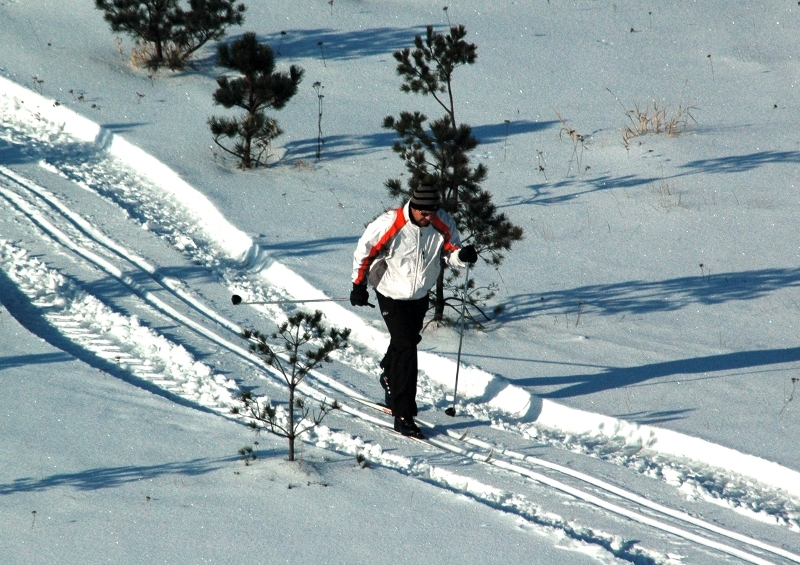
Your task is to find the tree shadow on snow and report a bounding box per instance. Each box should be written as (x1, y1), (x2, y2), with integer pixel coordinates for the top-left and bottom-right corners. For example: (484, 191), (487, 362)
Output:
(258, 26), (433, 62)
(472, 120), (557, 146)
(187, 26), (435, 75)
(0, 351), (72, 369)
(516, 346), (800, 401)
(504, 150), (800, 210)
(252, 235), (358, 259)
(0, 139), (36, 166)
(283, 120), (555, 163)
(507, 173), (660, 208)
(678, 150), (800, 176)
(500, 266), (800, 323)
(282, 131), (396, 162)
(613, 408), (695, 426)
(0, 457), (237, 495)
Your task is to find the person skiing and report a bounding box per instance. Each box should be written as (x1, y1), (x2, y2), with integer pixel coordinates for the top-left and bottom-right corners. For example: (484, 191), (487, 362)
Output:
(350, 183), (477, 438)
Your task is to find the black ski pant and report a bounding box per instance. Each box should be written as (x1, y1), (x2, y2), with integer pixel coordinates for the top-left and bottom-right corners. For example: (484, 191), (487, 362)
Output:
(376, 291), (428, 419)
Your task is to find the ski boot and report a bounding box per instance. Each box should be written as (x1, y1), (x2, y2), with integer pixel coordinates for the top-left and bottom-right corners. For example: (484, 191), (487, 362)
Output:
(394, 416), (425, 439)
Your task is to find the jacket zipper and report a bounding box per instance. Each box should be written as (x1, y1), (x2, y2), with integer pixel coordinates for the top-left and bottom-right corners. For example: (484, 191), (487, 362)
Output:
(410, 226), (422, 296)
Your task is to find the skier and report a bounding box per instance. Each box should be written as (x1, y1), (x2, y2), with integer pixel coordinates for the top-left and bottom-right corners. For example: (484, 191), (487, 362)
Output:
(350, 184), (477, 438)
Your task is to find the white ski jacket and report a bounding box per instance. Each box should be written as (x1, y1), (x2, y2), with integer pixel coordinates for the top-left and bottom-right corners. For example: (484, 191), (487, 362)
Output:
(352, 203), (468, 300)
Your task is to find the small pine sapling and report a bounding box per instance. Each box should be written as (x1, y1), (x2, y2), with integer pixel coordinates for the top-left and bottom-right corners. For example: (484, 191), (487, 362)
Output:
(208, 32), (304, 168)
(239, 310), (349, 461)
(439, 266), (501, 328)
(95, 0), (177, 68)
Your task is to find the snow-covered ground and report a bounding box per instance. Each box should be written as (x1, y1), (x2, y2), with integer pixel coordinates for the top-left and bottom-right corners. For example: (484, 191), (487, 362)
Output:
(1, 1), (799, 563)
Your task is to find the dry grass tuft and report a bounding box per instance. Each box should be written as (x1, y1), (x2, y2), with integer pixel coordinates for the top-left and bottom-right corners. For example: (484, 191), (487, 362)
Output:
(623, 101), (697, 141)
(130, 40), (184, 71)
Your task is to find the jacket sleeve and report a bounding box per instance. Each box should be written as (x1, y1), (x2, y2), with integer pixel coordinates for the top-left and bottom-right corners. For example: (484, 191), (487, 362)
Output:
(434, 211), (468, 268)
(352, 210), (403, 286)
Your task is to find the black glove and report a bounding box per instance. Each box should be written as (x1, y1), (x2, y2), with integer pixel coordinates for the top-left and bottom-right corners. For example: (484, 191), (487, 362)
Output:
(350, 283), (370, 307)
(458, 244), (478, 264)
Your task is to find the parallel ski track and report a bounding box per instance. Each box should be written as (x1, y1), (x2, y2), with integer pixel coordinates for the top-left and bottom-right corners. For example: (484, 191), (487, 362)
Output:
(1, 165), (797, 565)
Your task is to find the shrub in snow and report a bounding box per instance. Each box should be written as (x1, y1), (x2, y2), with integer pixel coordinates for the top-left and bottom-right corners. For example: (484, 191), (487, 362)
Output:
(208, 32), (304, 169)
(94, 0), (245, 70)
(238, 310), (348, 461)
(383, 25), (523, 325)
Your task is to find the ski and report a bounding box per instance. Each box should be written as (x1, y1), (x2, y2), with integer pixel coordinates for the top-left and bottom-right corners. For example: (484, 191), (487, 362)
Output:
(393, 430), (430, 445)
(351, 396), (392, 415)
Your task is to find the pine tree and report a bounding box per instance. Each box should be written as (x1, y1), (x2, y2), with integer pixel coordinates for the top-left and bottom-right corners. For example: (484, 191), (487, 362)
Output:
(94, 0), (244, 69)
(208, 32), (303, 168)
(383, 25), (523, 323)
(239, 311), (349, 462)
(174, 0), (246, 62)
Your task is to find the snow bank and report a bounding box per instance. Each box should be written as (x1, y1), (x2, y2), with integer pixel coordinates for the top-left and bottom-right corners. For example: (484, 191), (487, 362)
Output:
(0, 75), (252, 260)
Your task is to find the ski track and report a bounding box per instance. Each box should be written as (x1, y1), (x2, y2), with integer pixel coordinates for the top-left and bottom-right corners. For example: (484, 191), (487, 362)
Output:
(2, 78), (800, 563)
(2, 236), (791, 565)
(0, 236), (676, 565)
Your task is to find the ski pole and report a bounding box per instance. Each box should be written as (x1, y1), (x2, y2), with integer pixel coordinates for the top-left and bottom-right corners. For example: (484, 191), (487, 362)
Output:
(231, 294), (348, 306)
(445, 262), (470, 417)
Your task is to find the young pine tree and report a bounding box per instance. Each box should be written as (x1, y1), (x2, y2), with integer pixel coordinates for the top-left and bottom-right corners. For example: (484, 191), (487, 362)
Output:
(239, 311), (349, 462)
(174, 0), (246, 62)
(383, 25), (523, 323)
(95, 0), (245, 70)
(208, 32), (304, 168)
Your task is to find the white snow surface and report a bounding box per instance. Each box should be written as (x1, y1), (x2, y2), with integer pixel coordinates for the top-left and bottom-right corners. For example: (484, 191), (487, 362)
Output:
(1, 1), (800, 564)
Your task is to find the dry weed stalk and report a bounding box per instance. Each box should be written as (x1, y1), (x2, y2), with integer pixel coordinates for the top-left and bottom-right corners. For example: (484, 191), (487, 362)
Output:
(554, 109), (588, 175)
(650, 177), (684, 210)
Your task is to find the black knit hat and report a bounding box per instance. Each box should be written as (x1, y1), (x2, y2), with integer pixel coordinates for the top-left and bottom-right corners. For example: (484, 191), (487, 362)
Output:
(409, 184), (440, 211)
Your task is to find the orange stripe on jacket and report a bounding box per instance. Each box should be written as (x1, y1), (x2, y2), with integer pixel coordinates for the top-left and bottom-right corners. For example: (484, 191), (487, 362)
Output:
(431, 214), (458, 254)
(354, 208), (407, 285)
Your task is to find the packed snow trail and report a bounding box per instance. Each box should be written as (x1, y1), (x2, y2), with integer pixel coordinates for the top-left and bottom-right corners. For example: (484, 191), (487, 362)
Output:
(0, 239), (670, 565)
(3, 237), (795, 565)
